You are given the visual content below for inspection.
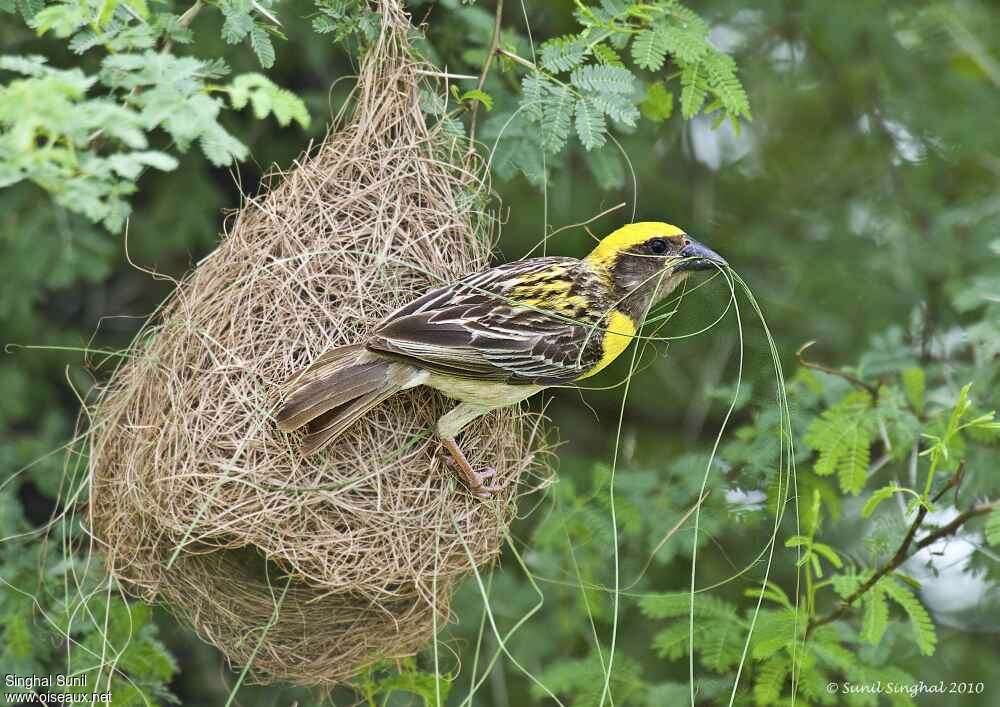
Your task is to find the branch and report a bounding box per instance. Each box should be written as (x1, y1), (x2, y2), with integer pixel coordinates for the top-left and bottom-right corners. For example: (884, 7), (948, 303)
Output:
(466, 0), (504, 157)
(163, 0), (204, 55)
(796, 340), (879, 398)
(497, 47), (538, 71)
(806, 463), (995, 637)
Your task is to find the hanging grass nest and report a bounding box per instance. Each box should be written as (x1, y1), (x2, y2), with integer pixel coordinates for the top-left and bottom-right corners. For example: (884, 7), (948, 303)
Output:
(84, 2), (551, 686)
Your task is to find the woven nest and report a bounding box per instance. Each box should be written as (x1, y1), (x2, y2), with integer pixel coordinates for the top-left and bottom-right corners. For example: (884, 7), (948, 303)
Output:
(84, 3), (550, 686)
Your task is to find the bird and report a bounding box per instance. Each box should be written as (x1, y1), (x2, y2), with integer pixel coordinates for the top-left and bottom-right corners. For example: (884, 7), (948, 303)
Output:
(276, 221), (726, 498)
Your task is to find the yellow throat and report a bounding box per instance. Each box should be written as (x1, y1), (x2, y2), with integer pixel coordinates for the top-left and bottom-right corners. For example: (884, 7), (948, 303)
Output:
(576, 222), (685, 379)
(575, 310), (637, 379)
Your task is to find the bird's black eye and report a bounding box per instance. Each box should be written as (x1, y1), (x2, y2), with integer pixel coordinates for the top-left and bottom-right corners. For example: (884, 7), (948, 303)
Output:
(649, 238), (668, 254)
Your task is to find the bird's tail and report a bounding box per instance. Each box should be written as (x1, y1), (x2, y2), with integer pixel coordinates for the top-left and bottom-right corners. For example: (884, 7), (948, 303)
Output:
(276, 344), (402, 455)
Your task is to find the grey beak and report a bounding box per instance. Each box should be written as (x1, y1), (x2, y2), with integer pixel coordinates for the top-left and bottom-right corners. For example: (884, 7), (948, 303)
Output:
(676, 238), (727, 272)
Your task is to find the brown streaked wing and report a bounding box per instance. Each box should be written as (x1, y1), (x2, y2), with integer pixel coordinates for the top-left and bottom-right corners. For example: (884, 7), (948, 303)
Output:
(367, 257), (609, 384)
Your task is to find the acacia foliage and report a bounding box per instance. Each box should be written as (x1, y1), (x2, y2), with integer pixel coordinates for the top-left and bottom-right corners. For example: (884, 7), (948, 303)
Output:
(2, 0), (1000, 705)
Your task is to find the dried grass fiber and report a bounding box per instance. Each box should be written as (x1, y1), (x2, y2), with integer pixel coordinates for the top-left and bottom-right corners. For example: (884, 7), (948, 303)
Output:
(85, 2), (550, 686)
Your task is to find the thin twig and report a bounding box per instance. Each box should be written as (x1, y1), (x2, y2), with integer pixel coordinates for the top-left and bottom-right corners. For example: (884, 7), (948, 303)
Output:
(805, 462), (993, 637)
(417, 69), (480, 80)
(163, 0), (204, 55)
(796, 340), (879, 397)
(466, 0), (504, 156)
(497, 47), (537, 71)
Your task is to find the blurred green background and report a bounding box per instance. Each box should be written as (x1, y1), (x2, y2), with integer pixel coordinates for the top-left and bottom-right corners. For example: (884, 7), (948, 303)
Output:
(2, 1), (999, 705)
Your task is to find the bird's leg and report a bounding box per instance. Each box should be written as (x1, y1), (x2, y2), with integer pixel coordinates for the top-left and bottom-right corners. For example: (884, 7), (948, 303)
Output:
(436, 402), (508, 498)
(439, 436), (502, 498)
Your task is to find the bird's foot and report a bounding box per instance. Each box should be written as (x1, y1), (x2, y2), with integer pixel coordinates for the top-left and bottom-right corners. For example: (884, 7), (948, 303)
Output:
(467, 466), (509, 498)
(439, 437), (508, 499)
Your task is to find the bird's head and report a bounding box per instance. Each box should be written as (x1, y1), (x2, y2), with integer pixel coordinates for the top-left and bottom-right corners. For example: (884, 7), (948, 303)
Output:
(585, 222), (727, 316)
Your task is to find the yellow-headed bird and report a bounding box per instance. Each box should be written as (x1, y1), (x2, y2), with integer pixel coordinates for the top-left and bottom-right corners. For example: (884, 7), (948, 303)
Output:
(277, 222), (725, 497)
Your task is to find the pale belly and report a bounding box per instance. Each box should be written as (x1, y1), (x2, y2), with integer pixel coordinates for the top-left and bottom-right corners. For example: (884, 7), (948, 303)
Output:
(422, 373), (543, 407)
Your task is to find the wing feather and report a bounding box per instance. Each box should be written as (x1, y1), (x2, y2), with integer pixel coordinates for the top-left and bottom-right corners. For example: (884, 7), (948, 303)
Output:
(367, 258), (612, 384)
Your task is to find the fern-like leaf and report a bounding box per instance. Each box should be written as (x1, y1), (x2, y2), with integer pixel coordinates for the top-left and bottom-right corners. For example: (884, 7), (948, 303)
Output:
(839, 419), (872, 495)
(640, 592), (741, 621)
(640, 81), (673, 122)
(882, 578), (937, 656)
(574, 97), (607, 150)
(590, 92), (639, 127)
(702, 52), (750, 117)
(986, 507), (1000, 546)
(753, 655), (789, 706)
(750, 608), (801, 660)
(679, 62), (706, 118)
(569, 64), (634, 94)
(651, 621), (691, 660)
(249, 24), (275, 68)
(860, 583), (889, 645)
(592, 42), (624, 67)
(540, 34), (588, 72)
(804, 390), (875, 495)
(700, 617), (742, 671)
(631, 26), (669, 71)
(660, 24), (709, 63)
(521, 73), (548, 121)
(901, 367), (925, 413)
(540, 83), (574, 153)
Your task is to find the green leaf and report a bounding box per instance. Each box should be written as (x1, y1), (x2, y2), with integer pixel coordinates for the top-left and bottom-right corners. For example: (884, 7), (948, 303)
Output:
(1, 609), (35, 659)
(701, 52), (750, 117)
(592, 42), (624, 67)
(901, 367), (925, 414)
(784, 535), (809, 548)
(569, 64), (634, 94)
(882, 577), (937, 656)
(862, 483), (903, 518)
(831, 571), (863, 599)
(750, 608), (801, 660)
(574, 97), (606, 150)
(0, 54), (49, 76)
(457, 88), (493, 110)
(535, 652), (648, 706)
(660, 23), (710, 63)
(743, 580), (793, 610)
(249, 24), (276, 68)
(539, 83), (574, 153)
(589, 92), (639, 127)
(810, 542), (843, 568)
(228, 73), (310, 128)
(641, 592), (741, 622)
(371, 666), (452, 705)
(804, 390), (875, 495)
(520, 73), (548, 121)
(640, 81), (673, 122)
(860, 584), (889, 645)
(198, 122), (248, 166)
(700, 617), (744, 671)
(220, 0), (253, 44)
(631, 27), (669, 71)
(31, 3), (88, 38)
(540, 34), (588, 72)
(108, 150), (179, 178)
(679, 62), (706, 118)
(753, 655), (788, 705)
(986, 508), (1000, 546)
(651, 621), (691, 660)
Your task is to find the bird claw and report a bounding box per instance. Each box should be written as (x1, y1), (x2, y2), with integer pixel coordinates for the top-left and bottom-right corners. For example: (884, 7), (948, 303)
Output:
(441, 458), (506, 498)
(469, 466), (508, 498)
(438, 438), (508, 499)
